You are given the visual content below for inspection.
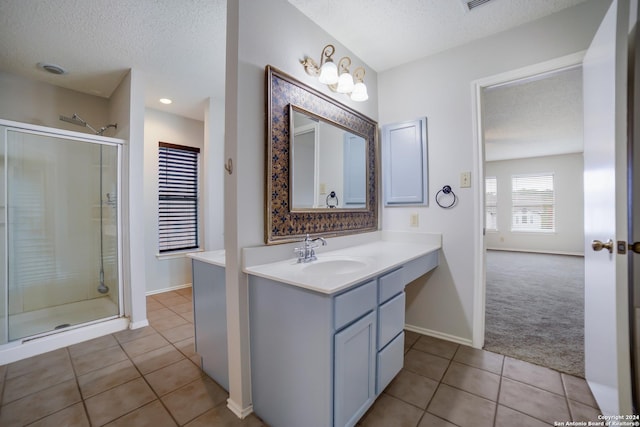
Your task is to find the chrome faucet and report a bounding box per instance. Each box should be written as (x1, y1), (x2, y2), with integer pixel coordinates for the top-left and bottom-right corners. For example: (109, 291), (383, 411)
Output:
(294, 233), (327, 263)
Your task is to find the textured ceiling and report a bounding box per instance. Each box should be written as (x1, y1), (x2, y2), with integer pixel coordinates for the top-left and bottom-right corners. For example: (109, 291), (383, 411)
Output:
(483, 66), (583, 162)
(287, 0), (591, 71)
(0, 0), (590, 121)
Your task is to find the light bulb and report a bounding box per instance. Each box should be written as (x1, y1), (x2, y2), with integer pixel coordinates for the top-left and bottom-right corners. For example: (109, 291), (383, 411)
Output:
(350, 82), (368, 102)
(318, 61), (339, 85)
(336, 72), (354, 94)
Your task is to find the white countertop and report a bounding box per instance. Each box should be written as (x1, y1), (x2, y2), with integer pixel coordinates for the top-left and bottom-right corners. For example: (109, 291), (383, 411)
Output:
(243, 239), (440, 295)
(187, 250), (226, 267)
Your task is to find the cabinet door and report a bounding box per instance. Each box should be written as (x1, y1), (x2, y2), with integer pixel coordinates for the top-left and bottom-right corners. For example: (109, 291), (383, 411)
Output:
(334, 311), (376, 427)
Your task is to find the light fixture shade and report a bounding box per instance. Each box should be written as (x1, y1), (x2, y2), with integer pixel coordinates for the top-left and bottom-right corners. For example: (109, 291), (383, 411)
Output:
(350, 82), (369, 102)
(318, 61), (339, 85)
(336, 72), (355, 93)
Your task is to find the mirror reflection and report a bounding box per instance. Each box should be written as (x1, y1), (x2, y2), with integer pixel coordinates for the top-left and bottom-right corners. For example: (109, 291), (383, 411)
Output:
(290, 105), (367, 210)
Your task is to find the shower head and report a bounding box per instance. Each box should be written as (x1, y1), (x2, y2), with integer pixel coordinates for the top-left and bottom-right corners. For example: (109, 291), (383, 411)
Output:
(59, 113), (98, 134)
(59, 114), (87, 128)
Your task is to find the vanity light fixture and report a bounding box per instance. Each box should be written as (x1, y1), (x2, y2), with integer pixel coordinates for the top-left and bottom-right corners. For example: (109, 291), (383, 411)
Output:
(301, 44), (369, 102)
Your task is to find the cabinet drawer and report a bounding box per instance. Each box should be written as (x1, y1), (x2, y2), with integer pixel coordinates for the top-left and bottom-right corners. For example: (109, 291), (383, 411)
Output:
(377, 331), (404, 394)
(334, 280), (377, 331)
(378, 268), (404, 303)
(378, 292), (405, 348)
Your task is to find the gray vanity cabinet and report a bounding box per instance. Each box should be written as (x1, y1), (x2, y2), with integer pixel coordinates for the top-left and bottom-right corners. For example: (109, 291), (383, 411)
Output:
(191, 259), (228, 391)
(248, 269), (405, 427)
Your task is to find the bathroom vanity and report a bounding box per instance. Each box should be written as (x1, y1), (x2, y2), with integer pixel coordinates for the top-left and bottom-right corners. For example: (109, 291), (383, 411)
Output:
(244, 235), (440, 427)
(187, 250), (228, 391)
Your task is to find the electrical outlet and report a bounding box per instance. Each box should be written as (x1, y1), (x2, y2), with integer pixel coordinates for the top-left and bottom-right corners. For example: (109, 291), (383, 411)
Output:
(410, 213), (419, 227)
(460, 172), (471, 188)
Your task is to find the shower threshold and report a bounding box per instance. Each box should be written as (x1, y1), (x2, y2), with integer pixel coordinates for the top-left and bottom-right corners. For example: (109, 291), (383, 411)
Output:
(7, 296), (119, 341)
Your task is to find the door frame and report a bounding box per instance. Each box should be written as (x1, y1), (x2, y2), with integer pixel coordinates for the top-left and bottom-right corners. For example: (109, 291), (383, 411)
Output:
(470, 52), (587, 348)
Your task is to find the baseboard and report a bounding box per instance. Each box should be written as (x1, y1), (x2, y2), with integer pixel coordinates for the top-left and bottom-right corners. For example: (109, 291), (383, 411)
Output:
(486, 248), (584, 257)
(129, 319), (149, 329)
(145, 283), (192, 296)
(404, 324), (473, 347)
(227, 398), (253, 419)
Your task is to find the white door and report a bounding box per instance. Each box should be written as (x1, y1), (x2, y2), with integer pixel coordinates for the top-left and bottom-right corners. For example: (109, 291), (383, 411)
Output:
(583, 0), (633, 415)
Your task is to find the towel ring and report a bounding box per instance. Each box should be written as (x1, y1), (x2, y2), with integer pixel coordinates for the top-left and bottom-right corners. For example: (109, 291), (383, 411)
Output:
(326, 191), (339, 208)
(436, 185), (457, 209)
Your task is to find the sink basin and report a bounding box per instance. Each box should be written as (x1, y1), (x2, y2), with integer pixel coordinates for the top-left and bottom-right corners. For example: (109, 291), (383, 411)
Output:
(301, 256), (371, 275)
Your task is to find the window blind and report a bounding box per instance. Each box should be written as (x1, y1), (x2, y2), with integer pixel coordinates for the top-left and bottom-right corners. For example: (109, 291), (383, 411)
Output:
(158, 142), (200, 252)
(485, 177), (497, 231)
(511, 174), (555, 232)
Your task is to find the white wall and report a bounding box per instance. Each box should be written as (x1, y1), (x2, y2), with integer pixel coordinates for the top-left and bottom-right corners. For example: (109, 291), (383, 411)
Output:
(143, 108), (205, 294)
(378, 0), (609, 343)
(485, 153), (584, 255)
(0, 71), (110, 133)
(225, 0), (379, 414)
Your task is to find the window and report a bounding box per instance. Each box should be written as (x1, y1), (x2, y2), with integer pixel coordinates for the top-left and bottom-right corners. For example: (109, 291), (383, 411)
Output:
(485, 177), (497, 231)
(158, 142), (200, 253)
(511, 174), (555, 232)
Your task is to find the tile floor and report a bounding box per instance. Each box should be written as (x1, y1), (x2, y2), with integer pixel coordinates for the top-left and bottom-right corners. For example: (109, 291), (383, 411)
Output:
(0, 288), (601, 426)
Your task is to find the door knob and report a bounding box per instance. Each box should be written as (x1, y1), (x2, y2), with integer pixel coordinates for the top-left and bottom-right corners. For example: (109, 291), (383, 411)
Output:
(592, 239), (614, 253)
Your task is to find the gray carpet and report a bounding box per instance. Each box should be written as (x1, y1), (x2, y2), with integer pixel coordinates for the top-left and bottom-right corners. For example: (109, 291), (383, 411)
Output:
(484, 250), (585, 377)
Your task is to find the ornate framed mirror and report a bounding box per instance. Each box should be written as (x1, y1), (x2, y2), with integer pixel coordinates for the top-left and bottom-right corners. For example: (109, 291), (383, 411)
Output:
(265, 66), (378, 244)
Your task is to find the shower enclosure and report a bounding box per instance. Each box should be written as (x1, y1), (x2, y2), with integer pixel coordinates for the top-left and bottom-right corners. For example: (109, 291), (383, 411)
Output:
(0, 122), (122, 344)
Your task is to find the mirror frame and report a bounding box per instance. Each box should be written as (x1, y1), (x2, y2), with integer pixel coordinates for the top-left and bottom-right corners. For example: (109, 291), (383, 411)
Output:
(265, 65), (378, 244)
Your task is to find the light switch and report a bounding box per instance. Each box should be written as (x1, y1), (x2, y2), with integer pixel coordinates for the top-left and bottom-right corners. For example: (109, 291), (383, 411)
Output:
(410, 213), (419, 227)
(460, 172), (471, 188)
(319, 183), (326, 194)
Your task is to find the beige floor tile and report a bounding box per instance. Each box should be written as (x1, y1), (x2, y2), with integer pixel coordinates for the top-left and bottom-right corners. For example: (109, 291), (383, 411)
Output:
(175, 336), (197, 358)
(84, 377), (156, 426)
(120, 331), (171, 358)
(441, 362), (501, 401)
(68, 334), (119, 358)
(132, 344), (186, 374)
(562, 373), (599, 408)
(162, 376), (228, 425)
(113, 325), (156, 344)
(404, 349), (451, 382)
(150, 311), (190, 332)
(148, 307), (177, 322)
(0, 379), (81, 426)
(104, 400), (178, 427)
(384, 369), (439, 409)
(499, 377), (570, 424)
(3, 354), (74, 403)
(179, 310), (195, 323)
(416, 412), (458, 427)
(453, 346), (504, 375)
(568, 399), (603, 422)
(160, 322), (195, 343)
(170, 301), (194, 314)
(147, 299), (165, 313)
(360, 394), (424, 427)
(77, 359), (140, 399)
(404, 330), (421, 349)
(427, 384), (496, 427)
(5, 347), (69, 379)
(412, 336), (459, 360)
(154, 292), (190, 307)
(185, 404), (265, 427)
(27, 402), (90, 427)
(71, 344), (128, 376)
(503, 357), (564, 395)
(494, 405), (549, 427)
(145, 358), (204, 396)
(175, 287), (193, 298)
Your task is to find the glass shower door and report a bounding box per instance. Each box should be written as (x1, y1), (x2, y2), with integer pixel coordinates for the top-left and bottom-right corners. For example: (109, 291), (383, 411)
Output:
(5, 129), (120, 341)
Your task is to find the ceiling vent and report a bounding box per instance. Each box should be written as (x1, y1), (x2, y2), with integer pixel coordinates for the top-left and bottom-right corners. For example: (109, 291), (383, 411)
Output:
(460, 0), (493, 12)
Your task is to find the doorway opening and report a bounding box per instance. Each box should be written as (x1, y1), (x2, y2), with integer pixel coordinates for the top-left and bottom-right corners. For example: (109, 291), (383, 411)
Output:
(476, 62), (586, 377)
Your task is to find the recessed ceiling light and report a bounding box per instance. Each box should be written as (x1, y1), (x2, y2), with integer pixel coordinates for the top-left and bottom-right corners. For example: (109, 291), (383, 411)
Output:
(37, 62), (66, 75)
(159, 98), (173, 105)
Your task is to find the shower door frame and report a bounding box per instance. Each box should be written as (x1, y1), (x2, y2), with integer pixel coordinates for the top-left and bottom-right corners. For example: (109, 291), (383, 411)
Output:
(0, 119), (125, 343)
